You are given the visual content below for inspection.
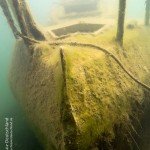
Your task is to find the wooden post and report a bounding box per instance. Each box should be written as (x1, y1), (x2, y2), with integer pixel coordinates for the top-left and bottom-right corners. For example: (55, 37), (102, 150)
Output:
(116, 0), (126, 46)
(11, 0), (45, 40)
(0, 0), (19, 38)
(145, 0), (150, 26)
(11, 0), (29, 37)
(21, 0), (46, 40)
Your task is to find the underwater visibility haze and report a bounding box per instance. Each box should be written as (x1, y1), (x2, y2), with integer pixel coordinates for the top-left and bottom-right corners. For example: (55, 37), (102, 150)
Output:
(0, 0), (150, 150)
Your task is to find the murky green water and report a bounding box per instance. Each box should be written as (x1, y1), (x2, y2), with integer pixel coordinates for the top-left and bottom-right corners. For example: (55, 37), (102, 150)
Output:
(0, 1), (58, 149)
(0, 9), (43, 150)
(0, 1), (147, 149)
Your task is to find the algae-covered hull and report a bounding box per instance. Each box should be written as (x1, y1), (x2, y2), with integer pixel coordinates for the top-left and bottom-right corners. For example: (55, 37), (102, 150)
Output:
(9, 28), (150, 150)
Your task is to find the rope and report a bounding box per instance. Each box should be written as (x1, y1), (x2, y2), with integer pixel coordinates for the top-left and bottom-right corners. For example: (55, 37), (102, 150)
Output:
(19, 34), (150, 91)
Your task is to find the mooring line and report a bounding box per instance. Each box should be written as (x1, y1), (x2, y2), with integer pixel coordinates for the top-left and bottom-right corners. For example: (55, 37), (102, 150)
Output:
(19, 34), (150, 91)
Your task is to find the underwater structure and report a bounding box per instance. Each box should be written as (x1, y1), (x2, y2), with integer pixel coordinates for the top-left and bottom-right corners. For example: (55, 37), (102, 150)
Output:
(61, 0), (100, 14)
(50, 0), (101, 24)
(1, 0), (150, 149)
(10, 27), (150, 150)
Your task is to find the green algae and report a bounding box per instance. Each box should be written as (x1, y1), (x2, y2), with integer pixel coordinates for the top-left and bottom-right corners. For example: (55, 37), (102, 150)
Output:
(10, 27), (150, 149)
